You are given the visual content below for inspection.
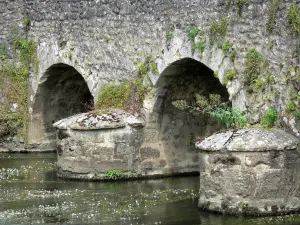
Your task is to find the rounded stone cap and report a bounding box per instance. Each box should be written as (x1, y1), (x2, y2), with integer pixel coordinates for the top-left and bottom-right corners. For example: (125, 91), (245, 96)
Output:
(196, 128), (299, 152)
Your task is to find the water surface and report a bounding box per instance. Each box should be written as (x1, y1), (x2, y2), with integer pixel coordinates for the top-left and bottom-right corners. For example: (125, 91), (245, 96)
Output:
(0, 153), (300, 225)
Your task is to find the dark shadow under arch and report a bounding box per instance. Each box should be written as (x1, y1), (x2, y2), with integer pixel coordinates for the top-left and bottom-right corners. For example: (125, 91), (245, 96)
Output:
(28, 63), (93, 149)
(150, 58), (230, 173)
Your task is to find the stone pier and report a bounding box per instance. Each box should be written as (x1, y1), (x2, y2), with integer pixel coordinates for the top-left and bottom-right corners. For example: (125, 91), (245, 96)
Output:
(196, 128), (300, 216)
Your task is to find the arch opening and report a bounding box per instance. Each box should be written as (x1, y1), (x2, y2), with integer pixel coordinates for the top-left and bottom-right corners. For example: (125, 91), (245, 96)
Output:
(152, 58), (230, 173)
(28, 63), (93, 149)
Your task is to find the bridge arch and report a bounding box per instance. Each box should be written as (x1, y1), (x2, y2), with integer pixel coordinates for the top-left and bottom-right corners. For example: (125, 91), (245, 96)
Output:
(28, 63), (93, 149)
(141, 57), (230, 174)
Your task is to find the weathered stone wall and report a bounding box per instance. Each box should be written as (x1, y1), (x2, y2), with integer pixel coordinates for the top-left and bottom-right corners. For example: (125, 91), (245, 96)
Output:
(1, 0), (300, 146)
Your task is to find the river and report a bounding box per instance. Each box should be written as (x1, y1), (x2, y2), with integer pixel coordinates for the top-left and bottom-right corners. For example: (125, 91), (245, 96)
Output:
(0, 153), (299, 225)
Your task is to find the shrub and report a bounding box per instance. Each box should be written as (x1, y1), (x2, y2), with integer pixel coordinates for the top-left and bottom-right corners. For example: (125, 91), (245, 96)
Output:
(222, 41), (233, 54)
(262, 108), (278, 127)
(287, 102), (296, 111)
(296, 111), (300, 119)
(188, 27), (201, 41)
(208, 107), (248, 128)
(0, 65), (29, 137)
(244, 49), (264, 85)
(230, 49), (237, 62)
(224, 69), (237, 85)
(254, 78), (265, 89)
(287, 3), (300, 36)
(194, 39), (205, 53)
(266, 0), (280, 34)
(96, 82), (131, 109)
(166, 30), (173, 42)
(209, 17), (227, 44)
(96, 80), (147, 113)
(172, 100), (190, 111)
(104, 170), (125, 180)
(236, 0), (249, 16)
(138, 62), (147, 76)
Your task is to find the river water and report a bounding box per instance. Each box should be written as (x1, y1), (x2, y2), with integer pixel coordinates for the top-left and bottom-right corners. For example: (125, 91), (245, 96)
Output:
(0, 153), (300, 225)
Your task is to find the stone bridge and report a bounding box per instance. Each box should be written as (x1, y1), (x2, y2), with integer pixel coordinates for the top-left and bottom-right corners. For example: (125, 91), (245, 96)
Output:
(1, 0), (300, 178)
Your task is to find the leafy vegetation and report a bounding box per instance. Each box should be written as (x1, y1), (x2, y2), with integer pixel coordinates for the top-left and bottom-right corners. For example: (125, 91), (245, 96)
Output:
(193, 39), (205, 55)
(12, 33), (38, 73)
(138, 57), (158, 77)
(287, 102), (296, 111)
(229, 49), (237, 62)
(296, 110), (300, 119)
(23, 17), (30, 27)
(209, 17), (227, 45)
(236, 0), (249, 16)
(172, 93), (248, 129)
(223, 69), (237, 85)
(166, 30), (173, 42)
(188, 27), (201, 41)
(254, 78), (265, 89)
(244, 49), (264, 85)
(262, 108), (278, 127)
(222, 41), (233, 54)
(287, 3), (300, 36)
(208, 107), (248, 128)
(0, 31), (38, 138)
(96, 80), (147, 113)
(0, 65), (29, 137)
(225, 0), (249, 16)
(0, 45), (6, 60)
(96, 82), (131, 110)
(104, 170), (125, 180)
(266, 0), (280, 34)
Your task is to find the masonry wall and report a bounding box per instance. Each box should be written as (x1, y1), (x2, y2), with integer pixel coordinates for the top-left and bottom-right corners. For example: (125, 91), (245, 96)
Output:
(1, 0), (300, 145)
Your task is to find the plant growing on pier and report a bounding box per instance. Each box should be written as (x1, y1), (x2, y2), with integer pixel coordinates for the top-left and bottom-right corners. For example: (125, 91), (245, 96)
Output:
(0, 65), (29, 137)
(208, 107), (247, 128)
(96, 79), (148, 113)
(287, 102), (296, 111)
(287, 3), (300, 36)
(166, 30), (174, 42)
(244, 49), (264, 85)
(209, 17), (227, 45)
(262, 108), (278, 127)
(266, 0), (281, 34)
(236, 0), (249, 16)
(104, 170), (125, 180)
(96, 82), (131, 109)
(222, 41), (232, 54)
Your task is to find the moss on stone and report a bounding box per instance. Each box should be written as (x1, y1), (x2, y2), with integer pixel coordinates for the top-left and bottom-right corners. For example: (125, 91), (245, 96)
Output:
(287, 3), (300, 36)
(244, 49), (264, 85)
(0, 65), (29, 137)
(266, 0), (281, 34)
(209, 17), (227, 45)
(236, 0), (249, 16)
(224, 69), (237, 85)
